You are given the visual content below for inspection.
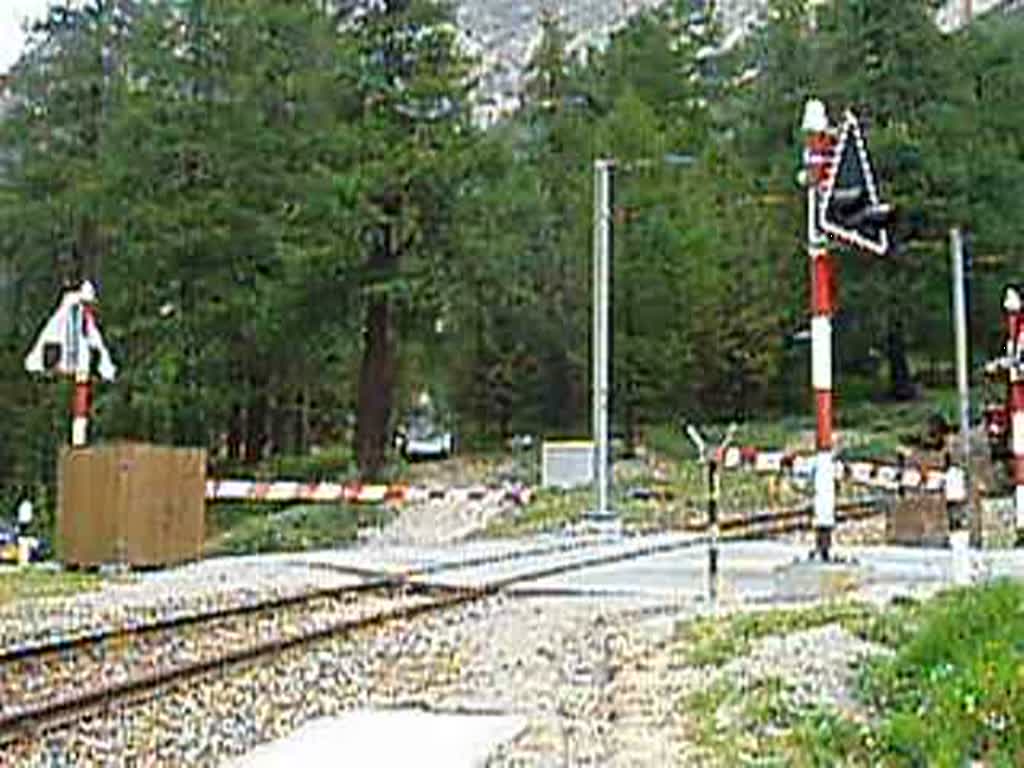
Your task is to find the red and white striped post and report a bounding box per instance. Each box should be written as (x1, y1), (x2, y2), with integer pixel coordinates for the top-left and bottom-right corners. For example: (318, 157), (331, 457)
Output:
(71, 369), (91, 447)
(802, 99), (838, 560)
(70, 282), (99, 448)
(1004, 287), (1024, 539)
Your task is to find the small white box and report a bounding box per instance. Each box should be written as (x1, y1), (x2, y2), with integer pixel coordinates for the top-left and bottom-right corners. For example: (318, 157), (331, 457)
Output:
(542, 441), (595, 489)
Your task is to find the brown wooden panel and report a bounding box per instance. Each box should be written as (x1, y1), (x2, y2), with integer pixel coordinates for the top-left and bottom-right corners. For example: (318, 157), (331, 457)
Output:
(58, 442), (206, 568)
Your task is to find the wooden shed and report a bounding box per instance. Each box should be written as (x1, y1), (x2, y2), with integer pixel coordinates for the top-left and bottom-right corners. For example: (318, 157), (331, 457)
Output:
(57, 442), (206, 568)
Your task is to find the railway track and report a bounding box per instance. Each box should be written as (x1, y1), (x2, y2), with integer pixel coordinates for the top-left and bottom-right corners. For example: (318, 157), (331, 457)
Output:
(0, 497), (884, 744)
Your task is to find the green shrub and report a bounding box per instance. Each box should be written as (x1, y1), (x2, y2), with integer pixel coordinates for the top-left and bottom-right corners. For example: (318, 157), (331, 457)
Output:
(798, 580), (1024, 767)
(205, 503), (390, 556)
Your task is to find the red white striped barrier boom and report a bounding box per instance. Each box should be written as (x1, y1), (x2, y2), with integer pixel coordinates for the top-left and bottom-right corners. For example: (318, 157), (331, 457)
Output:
(204, 480), (533, 506)
(716, 446), (956, 495)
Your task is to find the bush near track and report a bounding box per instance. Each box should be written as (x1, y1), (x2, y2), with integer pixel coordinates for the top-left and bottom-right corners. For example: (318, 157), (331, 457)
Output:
(675, 581), (1024, 766)
(205, 503), (393, 556)
(796, 579), (1024, 766)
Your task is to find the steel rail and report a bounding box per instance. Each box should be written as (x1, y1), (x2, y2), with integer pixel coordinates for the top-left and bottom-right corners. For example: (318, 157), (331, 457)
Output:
(0, 497), (885, 742)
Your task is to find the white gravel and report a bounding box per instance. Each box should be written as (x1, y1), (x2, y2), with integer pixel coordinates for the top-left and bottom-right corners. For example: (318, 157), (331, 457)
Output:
(0, 560), (363, 652)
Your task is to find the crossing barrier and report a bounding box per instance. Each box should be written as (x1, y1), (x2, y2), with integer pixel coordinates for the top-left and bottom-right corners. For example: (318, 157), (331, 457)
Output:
(716, 446), (955, 495)
(204, 479), (533, 507)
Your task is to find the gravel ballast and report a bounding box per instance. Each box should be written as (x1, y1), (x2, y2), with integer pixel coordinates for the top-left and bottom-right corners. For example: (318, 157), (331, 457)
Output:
(7, 590), (893, 766)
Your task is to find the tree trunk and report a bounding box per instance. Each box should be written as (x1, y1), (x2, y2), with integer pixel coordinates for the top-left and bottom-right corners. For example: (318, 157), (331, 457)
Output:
(293, 390), (308, 456)
(886, 319), (915, 400)
(355, 223), (400, 480)
(270, 395), (288, 458)
(356, 295), (397, 479)
(244, 382), (267, 464)
(227, 403), (243, 462)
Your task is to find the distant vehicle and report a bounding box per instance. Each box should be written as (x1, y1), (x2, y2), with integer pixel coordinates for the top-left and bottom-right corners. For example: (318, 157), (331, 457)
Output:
(394, 410), (454, 461)
(0, 521), (48, 564)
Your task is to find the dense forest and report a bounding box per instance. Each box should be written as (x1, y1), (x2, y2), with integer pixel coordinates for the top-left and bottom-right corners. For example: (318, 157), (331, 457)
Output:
(0, 0), (1021, 498)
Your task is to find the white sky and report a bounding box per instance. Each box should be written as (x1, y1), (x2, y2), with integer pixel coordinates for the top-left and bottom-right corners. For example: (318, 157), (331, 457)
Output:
(1, 0), (60, 73)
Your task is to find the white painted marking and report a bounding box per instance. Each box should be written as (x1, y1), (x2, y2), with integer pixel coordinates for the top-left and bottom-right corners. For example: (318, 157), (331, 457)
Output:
(945, 467), (967, 503)
(310, 483), (344, 502)
(265, 482), (300, 502)
(850, 462), (874, 484)
(1012, 412), (1024, 456)
(901, 468), (922, 489)
(216, 480), (254, 500)
(71, 417), (88, 447)
(814, 452), (835, 527)
(811, 316), (832, 390)
(949, 530), (971, 586)
(877, 466), (900, 489)
(720, 447), (738, 469)
(754, 451), (784, 473)
(792, 455), (814, 478)
(230, 711), (527, 768)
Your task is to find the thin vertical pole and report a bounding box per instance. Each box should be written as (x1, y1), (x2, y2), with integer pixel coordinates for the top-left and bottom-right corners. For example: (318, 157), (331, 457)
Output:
(950, 228), (972, 536)
(68, 299), (89, 448)
(708, 457), (719, 602)
(71, 372), (90, 447)
(805, 123), (836, 560)
(593, 160), (613, 519)
(1005, 288), (1024, 540)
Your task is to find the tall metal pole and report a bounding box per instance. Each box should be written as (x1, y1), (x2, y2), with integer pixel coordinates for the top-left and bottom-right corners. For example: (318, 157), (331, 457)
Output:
(593, 159), (614, 520)
(950, 228), (972, 535)
(803, 99), (836, 561)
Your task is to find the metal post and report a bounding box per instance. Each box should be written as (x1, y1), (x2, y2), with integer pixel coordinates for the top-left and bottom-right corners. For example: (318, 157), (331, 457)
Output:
(67, 298), (90, 448)
(803, 100), (836, 561)
(708, 457), (719, 602)
(71, 371), (90, 447)
(950, 228), (972, 537)
(592, 159), (614, 521)
(1005, 288), (1024, 541)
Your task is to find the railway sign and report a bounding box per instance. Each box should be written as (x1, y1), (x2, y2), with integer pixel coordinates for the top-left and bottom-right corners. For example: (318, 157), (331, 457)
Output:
(819, 111), (890, 256)
(25, 281), (116, 381)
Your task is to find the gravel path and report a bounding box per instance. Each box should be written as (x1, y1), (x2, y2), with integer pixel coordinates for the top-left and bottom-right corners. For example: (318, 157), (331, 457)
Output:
(361, 495), (510, 548)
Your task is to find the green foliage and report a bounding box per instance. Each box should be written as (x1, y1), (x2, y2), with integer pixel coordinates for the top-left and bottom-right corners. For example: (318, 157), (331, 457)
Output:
(798, 580), (1024, 766)
(673, 602), (876, 667)
(681, 675), (802, 767)
(205, 502), (390, 556)
(213, 444), (357, 483)
(482, 487), (588, 538)
(0, 567), (105, 606)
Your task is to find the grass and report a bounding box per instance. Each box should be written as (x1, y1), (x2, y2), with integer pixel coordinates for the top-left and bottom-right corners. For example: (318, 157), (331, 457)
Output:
(796, 579), (1024, 767)
(672, 601), (879, 668)
(482, 488), (590, 537)
(673, 583), (1024, 767)
(204, 502), (394, 556)
(682, 676), (801, 767)
(0, 568), (103, 606)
